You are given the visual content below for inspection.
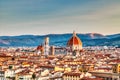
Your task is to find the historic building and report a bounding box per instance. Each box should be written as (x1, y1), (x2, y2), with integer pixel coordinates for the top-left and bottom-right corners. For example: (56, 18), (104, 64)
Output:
(36, 31), (82, 56)
(112, 64), (120, 73)
(67, 31), (82, 51)
(44, 37), (50, 55)
(36, 37), (50, 56)
(67, 31), (82, 56)
(36, 45), (44, 55)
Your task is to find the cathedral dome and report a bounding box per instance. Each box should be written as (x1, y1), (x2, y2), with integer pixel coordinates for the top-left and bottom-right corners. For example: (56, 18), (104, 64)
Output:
(67, 31), (82, 51)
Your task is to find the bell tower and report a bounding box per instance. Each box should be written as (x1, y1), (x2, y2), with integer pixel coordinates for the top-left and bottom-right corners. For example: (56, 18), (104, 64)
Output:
(44, 37), (49, 55)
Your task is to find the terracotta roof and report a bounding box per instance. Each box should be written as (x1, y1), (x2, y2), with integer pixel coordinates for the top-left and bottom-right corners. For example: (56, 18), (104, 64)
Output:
(81, 77), (103, 80)
(110, 59), (120, 63)
(20, 56), (28, 58)
(67, 36), (82, 46)
(39, 65), (54, 68)
(67, 31), (82, 46)
(63, 72), (81, 76)
(16, 69), (33, 75)
(36, 45), (44, 51)
(0, 55), (11, 57)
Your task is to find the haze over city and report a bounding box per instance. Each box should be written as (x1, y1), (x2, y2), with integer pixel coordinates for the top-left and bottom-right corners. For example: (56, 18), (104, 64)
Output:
(0, 0), (120, 36)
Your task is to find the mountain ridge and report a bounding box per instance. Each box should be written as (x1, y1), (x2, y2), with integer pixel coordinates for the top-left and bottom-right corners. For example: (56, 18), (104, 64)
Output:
(0, 33), (120, 47)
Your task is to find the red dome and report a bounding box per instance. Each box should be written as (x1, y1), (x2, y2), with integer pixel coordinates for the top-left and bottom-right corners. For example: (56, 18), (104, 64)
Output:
(67, 31), (82, 46)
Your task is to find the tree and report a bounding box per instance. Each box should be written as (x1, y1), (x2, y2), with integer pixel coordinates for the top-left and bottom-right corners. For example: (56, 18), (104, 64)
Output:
(32, 73), (36, 80)
(9, 65), (12, 69)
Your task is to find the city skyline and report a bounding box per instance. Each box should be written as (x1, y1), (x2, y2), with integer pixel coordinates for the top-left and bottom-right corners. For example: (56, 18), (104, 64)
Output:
(0, 0), (120, 36)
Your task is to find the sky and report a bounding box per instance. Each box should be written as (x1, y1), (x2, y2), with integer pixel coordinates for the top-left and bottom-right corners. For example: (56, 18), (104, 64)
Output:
(0, 0), (120, 36)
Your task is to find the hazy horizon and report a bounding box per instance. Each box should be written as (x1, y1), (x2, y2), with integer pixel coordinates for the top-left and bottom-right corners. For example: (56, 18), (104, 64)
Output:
(0, 0), (120, 36)
(0, 32), (120, 37)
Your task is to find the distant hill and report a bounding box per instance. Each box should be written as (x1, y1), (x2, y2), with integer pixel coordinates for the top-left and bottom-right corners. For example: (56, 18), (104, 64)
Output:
(0, 33), (120, 47)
